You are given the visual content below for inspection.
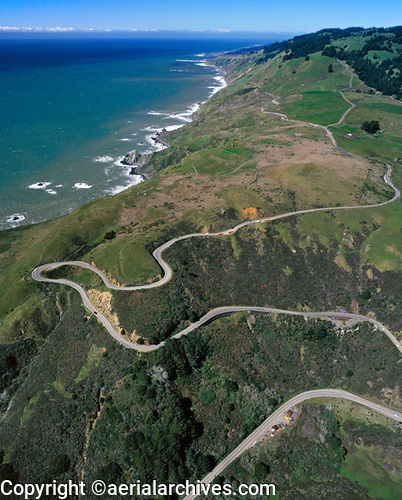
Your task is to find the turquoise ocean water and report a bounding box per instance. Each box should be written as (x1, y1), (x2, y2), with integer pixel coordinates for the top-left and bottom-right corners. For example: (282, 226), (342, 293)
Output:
(0, 38), (270, 229)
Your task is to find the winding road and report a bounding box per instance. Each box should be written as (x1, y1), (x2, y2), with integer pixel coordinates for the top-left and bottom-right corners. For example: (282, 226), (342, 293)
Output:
(32, 160), (400, 353)
(31, 60), (401, 495)
(32, 59), (400, 352)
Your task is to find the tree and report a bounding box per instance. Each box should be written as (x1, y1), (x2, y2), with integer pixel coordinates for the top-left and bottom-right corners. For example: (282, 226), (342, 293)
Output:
(361, 120), (380, 134)
(328, 64), (333, 73)
(47, 454), (70, 479)
(254, 461), (270, 480)
(361, 290), (372, 301)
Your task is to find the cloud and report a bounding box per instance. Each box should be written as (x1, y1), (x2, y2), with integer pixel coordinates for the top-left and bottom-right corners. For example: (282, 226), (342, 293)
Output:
(0, 26), (74, 32)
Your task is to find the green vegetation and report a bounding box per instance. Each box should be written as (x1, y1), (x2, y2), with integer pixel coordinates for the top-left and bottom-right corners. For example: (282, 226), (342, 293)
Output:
(75, 344), (106, 383)
(103, 230), (116, 240)
(0, 26), (400, 495)
(224, 402), (401, 498)
(255, 26), (401, 98)
(341, 420), (402, 499)
(322, 29), (402, 98)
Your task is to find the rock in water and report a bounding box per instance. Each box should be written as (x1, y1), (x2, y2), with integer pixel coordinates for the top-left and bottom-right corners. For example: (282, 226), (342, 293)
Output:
(121, 149), (141, 166)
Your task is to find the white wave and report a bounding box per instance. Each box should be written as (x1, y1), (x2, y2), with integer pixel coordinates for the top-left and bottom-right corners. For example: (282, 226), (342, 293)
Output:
(73, 182), (92, 189)
(119, 138), (131, 141)
(46, 189), (57, 195)
(145, 134), (168, 153)
(114, 157), (126, 166)
(194, 53), (206, 57)
(208, 75), (227, 97)
(176, 59), (201, 63)
(93, 156), (114, 163)
(164, 102), (201, 123)
(147, 111), (168, 116)
(164, 113), (192, 123)
(121, 165), (139, 176)
(141, 125), (165, 132)
(28, 181), (51, 190)
(177, 57), (210, 68)
(55, 184), (63, 188)
(165, 124), (185, 132)
(104, 174), (143, 195)
(6, 213), (25, 224)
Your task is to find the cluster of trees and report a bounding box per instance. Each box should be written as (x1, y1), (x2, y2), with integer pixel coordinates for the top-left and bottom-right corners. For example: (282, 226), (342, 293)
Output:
(322, 30), (402, 98)
(151, 333), (210, 379)
(300, 321), (336, 343)
(257, 27), (366, 64)
(361, 120), (380, 134)
(93, 333), (213, 489)
(123, 391), (208, 485)
(103, 230), (116, 240)
(257, 26), (401, 99)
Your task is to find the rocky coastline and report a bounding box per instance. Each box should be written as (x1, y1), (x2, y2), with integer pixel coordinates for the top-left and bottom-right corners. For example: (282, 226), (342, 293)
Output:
(120, 127), (171, 178)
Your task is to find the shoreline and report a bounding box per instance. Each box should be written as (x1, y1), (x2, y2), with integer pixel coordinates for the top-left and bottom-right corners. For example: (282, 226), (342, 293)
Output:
(3, 57), (227, 231)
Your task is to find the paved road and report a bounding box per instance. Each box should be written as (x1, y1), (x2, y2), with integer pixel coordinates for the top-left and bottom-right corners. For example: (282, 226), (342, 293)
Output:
(182, 389), (402, 500)
(32, 162), (400, 353)
(181, 66), (402, 499)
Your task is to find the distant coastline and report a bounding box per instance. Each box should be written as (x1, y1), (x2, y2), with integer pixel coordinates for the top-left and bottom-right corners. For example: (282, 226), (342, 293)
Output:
(113, 60), (227, 183)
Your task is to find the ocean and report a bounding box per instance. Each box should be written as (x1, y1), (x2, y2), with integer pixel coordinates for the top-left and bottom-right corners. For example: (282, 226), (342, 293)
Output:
(0, 37), (272, 229)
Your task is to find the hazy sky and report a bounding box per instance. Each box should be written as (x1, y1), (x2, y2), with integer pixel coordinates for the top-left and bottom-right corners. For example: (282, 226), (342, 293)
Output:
(1, 0), (401, 32)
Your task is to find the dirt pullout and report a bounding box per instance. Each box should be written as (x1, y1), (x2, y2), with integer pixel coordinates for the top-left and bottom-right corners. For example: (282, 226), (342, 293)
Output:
(87, 289), (145, 343)
(87, 289), (122, 334)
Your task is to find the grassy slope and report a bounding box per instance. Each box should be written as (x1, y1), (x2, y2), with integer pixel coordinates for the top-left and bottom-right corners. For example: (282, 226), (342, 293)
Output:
(0, 32), (401, 493)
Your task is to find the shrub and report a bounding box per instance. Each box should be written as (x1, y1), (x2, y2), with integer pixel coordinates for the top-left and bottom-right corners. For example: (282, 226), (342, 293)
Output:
(47, 454), (70, 479)
(198, 387), (216, 404)
(104, 230), (116, 240)
(254, 461), (270, 480)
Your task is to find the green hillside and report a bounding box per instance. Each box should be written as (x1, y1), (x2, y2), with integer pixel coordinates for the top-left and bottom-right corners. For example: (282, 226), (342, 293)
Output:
(0, 27), (401, 497)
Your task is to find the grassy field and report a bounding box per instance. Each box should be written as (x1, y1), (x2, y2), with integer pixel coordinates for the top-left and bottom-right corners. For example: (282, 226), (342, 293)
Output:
(330, 92), (402, 163)
(342, 446), (401, 499)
